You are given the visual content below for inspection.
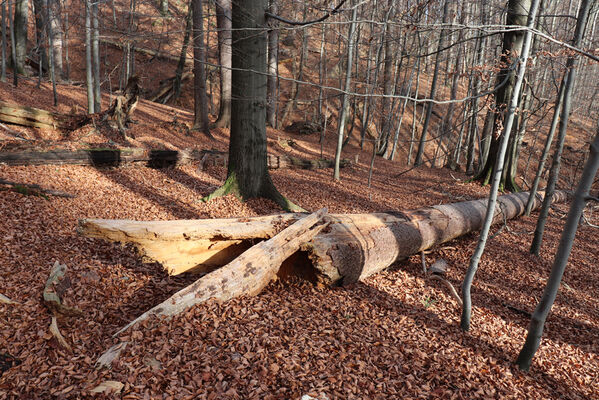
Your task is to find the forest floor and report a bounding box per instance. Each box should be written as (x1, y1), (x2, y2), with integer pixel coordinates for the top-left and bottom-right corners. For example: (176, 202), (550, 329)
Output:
(1, 75), (598, 399)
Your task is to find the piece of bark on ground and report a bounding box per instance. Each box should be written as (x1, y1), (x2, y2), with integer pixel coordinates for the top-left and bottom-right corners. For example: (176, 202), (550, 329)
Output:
(43, 261), (83, 351)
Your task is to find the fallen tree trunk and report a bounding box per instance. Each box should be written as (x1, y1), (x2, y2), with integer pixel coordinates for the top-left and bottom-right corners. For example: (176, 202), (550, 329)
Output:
(0, 101), (87, 130)
(1, 147), (350, 171)
(80, 191), (569, 284)
(147, 71), (193, 103)
(115, 207), (327, 334)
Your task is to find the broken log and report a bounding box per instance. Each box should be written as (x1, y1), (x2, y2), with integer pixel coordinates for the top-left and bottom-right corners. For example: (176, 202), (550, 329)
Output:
(147, 71), (193, 103)
(0, 179), (76, 198)
(115, 207), (327, 335)
(1, 147), (349, 171)
(80, 191), (569, 284)
(0, 101), (87, 130)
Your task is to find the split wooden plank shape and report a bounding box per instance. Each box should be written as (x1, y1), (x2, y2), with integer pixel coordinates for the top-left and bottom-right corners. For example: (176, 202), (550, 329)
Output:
(114, 207), (327, 336)
(81, 191), (569, 286)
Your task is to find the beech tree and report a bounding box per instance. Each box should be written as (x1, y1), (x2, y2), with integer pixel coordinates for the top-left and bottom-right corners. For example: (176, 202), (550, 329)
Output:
(203, 0), (301, 211)
(192, 0), (211, 136)
(214, 0), (232, 128)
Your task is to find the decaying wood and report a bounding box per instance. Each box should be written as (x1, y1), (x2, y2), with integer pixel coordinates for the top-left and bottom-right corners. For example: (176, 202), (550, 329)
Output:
(0, 293), (19, 305)
(0, 148), (201, 168)
(104, 76), (141, 137)
(114, 207), (327, 335)
(43, 261), (82, 317)
(1, 146), (347, 172)
(96, 209), (327, 367)
(147, 71), (193, 103)
(95, 342), (128, 369)
(100, 39), (192, 65)
(0, 101), (87, 130)
(43, 261), (82, 351)
(0, 179), (76, 198)
(81, 191), (569, 284)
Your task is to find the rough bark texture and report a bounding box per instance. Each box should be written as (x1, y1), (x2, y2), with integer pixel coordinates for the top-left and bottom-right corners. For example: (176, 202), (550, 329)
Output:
(80, 191), (568, 283)
(13, 0), (28, 75)
(192, 0), (210, 135)
(474, 0), (532, 190)
(214, 0), (232, 128)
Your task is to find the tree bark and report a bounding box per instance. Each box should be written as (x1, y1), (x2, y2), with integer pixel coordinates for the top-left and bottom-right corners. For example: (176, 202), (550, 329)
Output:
(92, 0), (101, 112)
(214, 0), (232, 128)
(173, 4), (192, 102)
(461, 0), (540, 331)
(85, 0), (94, 113)
(203, 0), (301, 211)
(266, 0), (278, 128)
(516, 122), (599, 371)
(192, 0), (211, 136)
(473, 0), (532, 191)
(1, 0), (6, 81)
(529, 0), (591, 256)
(13, 0), (28, 75)
(333, 0), (358, 181)
(413, 0), (450, 166)
(47, 0), (62, 78)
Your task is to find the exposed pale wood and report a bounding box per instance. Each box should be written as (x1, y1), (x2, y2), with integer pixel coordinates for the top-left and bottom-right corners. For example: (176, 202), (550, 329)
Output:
(82, 191), (568, 282)
(0, 101), (85, 130)
(114, 207), (327, 336)
(0, 293), (19, 305)
(49, 315), (72, 351)
(95, 342), (128, 369)
(79, 213), (300, 274)
(43, 261), (82, 317)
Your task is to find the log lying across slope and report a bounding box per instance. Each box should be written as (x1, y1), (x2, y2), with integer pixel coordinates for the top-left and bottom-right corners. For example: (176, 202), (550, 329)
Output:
(0, 148), (350, 170)
(80, 190), (569, 285)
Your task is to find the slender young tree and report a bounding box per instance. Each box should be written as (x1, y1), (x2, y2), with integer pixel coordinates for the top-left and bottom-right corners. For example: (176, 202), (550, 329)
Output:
(333, 0), (358, 181)
(529, 0), (591, 256)
(214, 0), (232, 128)
(202, 0), (301, 211)
(461, 0), (540, 331)
(192, 0), (211, 137)
(47, 0), (63, 78)
(1, 0), (7, 82)
(85, 0), (94, 113)
(173, 3), (192, 101)
(516, 122), (599, 371)
(266, 0), (278, 128)
(92, 0), (100, 112)
(414, 0), (450, 166)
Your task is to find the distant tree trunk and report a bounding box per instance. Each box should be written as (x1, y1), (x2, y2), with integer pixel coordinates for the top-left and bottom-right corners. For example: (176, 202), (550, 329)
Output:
(473, 0), (533, 191)
(414, 0), (450, 166)
(13, 0), (28, 75)
(45, 0), (57, 105)
(214, 0), (232, 128)
(63, 10), (70, 81)
(92, 0), (100, 112)
(461, 0), (539, 332)
(516, 123), (599, 371)
(265, 0), (278, 128)
(376, 0), (395, 156)
(85, 0), (94, 113)
(203, 0), (301, 211)
(333, 0), (358, 181)
(32, 0), (48, 72)
(173, 3), (192, 101)
(9, 0), (17, 86)
(525, 74), (566, 215)
(1, 0), (7, 82)
(192, 0), (211, 137)
(47, 0), (62, 78)
(159, 0), (168, 16)
(529, 0), (591, 256)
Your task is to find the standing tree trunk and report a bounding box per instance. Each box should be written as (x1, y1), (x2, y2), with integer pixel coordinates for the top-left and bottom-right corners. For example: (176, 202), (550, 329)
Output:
(214, 0), (232, 128)
(173, 3), (192, 101)
(1, 0), (7, 82)
(333, 0), (358, 181)
(473, 0), (533, 191)
(47, 0), (62, 78)
(266, 0), (278, 128)
(159, 0), (168, 16)
(85, 0), (94, 113)
(13, 0), (28, 75)
(461, 0), (540, 331)
(92, 0), (100, 112)
(192, 0), (211, 137)
(414, 0), (450, 166)
(529, 0), (591, 256)
(202, 0), (301, 212)
(516, 122), (599, 371)
(525, 74), (566, 215)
